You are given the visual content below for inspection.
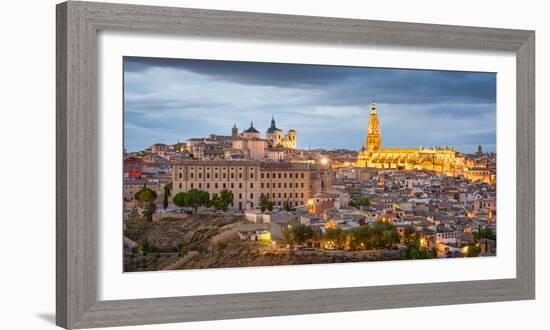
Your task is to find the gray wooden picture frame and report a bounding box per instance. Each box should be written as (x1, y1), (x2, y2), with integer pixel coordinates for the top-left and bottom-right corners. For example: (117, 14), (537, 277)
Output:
(56, 1), (535, 328)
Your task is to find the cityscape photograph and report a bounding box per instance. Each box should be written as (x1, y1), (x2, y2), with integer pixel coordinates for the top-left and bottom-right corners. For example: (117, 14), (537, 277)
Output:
(123, 57), (497, 272)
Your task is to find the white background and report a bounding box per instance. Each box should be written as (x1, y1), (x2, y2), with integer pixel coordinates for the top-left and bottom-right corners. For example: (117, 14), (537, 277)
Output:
(0, 0), (548, 329)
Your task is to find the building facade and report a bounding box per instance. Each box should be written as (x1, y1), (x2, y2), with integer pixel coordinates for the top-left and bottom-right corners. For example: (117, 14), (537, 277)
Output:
(356, 99), (465, 176)
(172, 160), (332, 210)
(266, 115), (297, 149)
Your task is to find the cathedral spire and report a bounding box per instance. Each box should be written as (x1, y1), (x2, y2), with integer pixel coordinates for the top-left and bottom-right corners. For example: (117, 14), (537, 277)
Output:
(367, 98), (381, 150)
(370, 96), (377, 114)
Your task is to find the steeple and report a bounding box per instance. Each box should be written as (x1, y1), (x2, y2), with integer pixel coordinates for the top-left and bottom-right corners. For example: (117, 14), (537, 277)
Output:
(267, 114), (280, 133)
(366, 97), (381, 151)
(244, 121), (259, 133)
(370, 95), (377, 114)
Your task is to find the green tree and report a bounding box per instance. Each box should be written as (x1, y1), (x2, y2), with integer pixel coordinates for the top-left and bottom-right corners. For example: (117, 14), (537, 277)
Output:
(402, 244), (433, 260)
(172, 192), (187, 213)
(211, 189), (234, 212)
(134, 185), (158, 221)
(403, 225), (420, 245)
(134, 185), (158, 205)
(140, 239), (159, 255)
(184, 189), (210, 214)
(475, 226), (496, 241)
(282, 224), (314, 248)
(352, 226), (372, 249)
(293, 224), (314, 246)
(259, 193), (274, 212)
(282, 226), (296, 249)
(352, 198), (370, 209)
(368, 220), (400, 249)
(466, 245), (481, 257)
(162, 184), (171, 210)
(324, 227), (345, 249)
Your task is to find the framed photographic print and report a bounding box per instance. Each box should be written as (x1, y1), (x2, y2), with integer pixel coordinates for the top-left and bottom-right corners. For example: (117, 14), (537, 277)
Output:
(56, 1), (535, 328)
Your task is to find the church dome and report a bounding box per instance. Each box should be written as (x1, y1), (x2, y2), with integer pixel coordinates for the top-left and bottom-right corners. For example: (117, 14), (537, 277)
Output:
(244, 121), (259, 133)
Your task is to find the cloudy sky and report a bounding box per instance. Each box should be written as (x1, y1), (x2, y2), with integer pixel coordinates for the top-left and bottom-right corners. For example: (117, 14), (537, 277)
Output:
(124, 56), (496, 153)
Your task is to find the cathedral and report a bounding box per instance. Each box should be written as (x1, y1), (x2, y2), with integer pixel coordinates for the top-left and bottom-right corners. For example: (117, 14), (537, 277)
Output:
(266, 115), (297, 149)
(356, 99), (465, 176)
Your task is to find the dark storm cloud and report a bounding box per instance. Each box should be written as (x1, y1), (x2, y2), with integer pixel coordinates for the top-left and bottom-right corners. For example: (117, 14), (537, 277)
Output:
(123, 56), (496, 152)
(124, 56), (495, 106)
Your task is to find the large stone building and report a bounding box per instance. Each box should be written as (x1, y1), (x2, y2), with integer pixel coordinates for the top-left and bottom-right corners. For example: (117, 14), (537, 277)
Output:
(356, 99), (465, 176)
(232, 122), (269, 160)
(463, 156), (496, 184)
(172, 160), (332, 210)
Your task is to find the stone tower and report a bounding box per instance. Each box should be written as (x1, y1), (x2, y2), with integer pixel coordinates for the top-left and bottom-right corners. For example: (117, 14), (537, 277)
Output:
(366, 98), (381, 151)
(232, 123), (238, 138)
(266, 115), (283, 147)
(285, 129), (297, 149)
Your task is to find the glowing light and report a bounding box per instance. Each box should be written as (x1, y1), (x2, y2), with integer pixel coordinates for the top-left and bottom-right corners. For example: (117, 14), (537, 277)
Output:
(258, 231), (271, 244)
(420, 238), (427, 248)
(320, 157), (329, 165)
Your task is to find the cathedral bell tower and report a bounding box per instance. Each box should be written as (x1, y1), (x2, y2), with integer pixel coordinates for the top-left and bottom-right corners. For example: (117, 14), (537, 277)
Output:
(366, 97), (381, 151)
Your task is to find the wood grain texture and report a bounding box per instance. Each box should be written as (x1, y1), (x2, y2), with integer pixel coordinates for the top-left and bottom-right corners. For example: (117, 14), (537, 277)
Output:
(56, 3), (68, 328)
(56, 1), (536, 328)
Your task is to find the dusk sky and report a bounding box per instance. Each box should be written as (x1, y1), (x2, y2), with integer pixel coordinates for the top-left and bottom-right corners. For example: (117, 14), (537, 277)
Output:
(124, 56), (496, 153)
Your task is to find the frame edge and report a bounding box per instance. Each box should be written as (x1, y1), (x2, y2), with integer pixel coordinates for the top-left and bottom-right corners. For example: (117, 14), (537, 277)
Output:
(56, 1), (536, 328)
(56, 1), (69, 328)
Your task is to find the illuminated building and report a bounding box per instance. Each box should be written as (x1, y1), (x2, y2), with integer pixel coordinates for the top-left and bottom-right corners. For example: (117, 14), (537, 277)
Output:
(356, 98), (465, 176)
(266, 115), (297, 149)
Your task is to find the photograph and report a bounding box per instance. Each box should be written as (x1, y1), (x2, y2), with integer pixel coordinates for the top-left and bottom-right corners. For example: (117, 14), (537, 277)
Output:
(122, 57), (497, 272)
